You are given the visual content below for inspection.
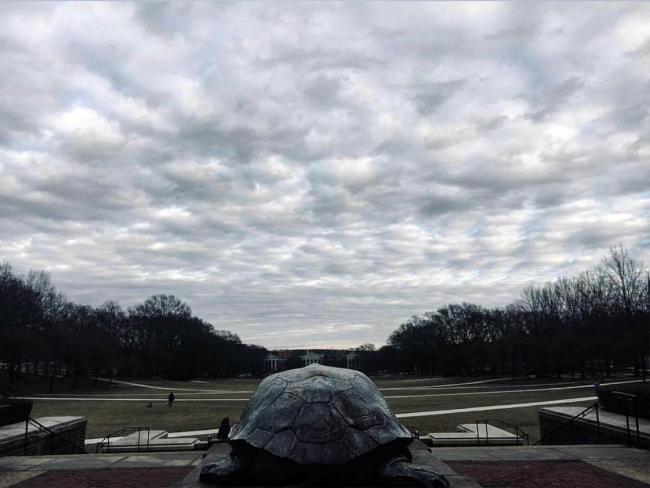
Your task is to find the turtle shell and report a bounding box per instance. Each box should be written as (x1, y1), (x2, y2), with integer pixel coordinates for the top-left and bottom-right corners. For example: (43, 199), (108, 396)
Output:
(229, 364), (412, 465)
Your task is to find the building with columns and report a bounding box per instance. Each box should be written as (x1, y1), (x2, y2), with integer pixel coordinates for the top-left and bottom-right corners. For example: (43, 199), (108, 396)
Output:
(264, 353), (285, 373)
(345, 352), (358, 370)
(300, 351), (323, 366)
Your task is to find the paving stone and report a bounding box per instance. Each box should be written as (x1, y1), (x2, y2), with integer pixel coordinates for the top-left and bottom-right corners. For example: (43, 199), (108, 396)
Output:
(0, 471), (42, 488)
(10, 467), (193, 488)
(449, 460), (650, 488)
(0, 458), (52, 472)
(585, 459), (650, 486)
(115, 454), (202, 468)
(557, 445), (649, 459)
(433, 448), (501, 461)
(36, 456), (124, 471)
(2, 444), (647, 487)
(122, 451), (201, 460)
(486, 447), (578, 461)
(445, 474), (482, 488)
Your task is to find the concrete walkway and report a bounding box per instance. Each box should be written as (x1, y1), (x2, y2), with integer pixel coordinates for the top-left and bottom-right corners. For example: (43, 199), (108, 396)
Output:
(384, 379), (639, 399)
(438, 445), (650, 487)
(0, 451), (202, 488)
(17, 379), (632, 403)
(15, 396), (250, 402)
(18, 379), (637, 403)
(395, 396), (597, 418)
(381, 378), (510, 391)
(97, 378), (252, 394)
(0, 444), (647, 487)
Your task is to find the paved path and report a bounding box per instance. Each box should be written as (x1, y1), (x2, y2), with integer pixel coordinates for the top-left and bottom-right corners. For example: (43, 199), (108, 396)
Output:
(15, 396), (250, 402)
(17, 379), (635, 402)
(97, 378), (252, 394)
(395, 396), (597, 418)
(381, 380), (613, 391)
(384, 379), (639, 399)
(381, 377), (508, 390)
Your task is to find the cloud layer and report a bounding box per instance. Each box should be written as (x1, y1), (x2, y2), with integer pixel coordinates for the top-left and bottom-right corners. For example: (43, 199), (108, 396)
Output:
(1, 2), (649, 348)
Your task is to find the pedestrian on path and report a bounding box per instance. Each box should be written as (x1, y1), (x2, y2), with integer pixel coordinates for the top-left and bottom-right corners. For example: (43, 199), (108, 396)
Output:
(217, 417), (230, 440)
(168, 391), (175, 408)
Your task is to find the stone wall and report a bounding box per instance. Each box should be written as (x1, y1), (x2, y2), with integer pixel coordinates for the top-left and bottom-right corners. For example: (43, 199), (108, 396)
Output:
(539, 407), (649, 448)
(0, 416), (86, 456)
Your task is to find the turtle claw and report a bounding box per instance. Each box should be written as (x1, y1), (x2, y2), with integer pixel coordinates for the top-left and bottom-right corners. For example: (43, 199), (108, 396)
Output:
(200, 455), (246, 486)
(380, 458), (449, 488)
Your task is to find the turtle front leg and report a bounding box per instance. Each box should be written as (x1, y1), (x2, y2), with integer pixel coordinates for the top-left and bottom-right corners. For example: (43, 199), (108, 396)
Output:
(200, 454), (248, 486)
(380, 456), (449, 488)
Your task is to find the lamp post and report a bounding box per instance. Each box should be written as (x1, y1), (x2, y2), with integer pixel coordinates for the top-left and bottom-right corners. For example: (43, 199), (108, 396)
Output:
(645, 273), (650, 383)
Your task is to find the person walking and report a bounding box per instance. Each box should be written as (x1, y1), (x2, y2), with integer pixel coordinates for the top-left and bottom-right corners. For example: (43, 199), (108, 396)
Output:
(168, 391), (175, 408)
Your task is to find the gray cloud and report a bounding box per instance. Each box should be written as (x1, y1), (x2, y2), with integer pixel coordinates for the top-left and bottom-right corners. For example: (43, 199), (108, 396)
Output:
(1, 2), (649, 349)
(413, 80), (467, 116)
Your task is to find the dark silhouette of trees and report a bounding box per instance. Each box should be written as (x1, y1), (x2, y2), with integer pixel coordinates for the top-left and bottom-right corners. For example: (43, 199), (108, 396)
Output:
(1, 245), (648, 382)
(0, 265), (266, 385)
(379, 246), (650, 378)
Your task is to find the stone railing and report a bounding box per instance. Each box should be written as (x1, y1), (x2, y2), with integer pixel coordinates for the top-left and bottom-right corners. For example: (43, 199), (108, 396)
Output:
(0, 416), (86, 456)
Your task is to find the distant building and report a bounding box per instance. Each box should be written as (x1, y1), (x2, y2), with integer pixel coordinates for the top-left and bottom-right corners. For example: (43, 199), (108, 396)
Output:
(300, 351), (322, 366)
(346, 352), (358, 370)
(264, 353), (285, 373)
(275, 350), (293, 361)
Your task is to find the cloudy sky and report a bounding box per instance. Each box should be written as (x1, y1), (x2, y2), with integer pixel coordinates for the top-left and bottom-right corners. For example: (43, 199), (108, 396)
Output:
(1, 3), (649, 349)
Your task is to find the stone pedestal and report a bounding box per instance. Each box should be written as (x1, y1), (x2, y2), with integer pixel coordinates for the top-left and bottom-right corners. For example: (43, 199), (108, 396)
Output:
(174, 441), (479, 487)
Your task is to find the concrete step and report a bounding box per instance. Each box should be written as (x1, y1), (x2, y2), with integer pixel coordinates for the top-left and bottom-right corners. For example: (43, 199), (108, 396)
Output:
(423, 423), (524, 447)
(99, 437), (199, 453)
(116, 429), (168, 442)
(457, 423), (519, 438)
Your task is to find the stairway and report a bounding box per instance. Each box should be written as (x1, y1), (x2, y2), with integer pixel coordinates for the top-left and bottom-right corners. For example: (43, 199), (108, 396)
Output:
(422, 423), (525, 447)
(91, 428), (208, 453)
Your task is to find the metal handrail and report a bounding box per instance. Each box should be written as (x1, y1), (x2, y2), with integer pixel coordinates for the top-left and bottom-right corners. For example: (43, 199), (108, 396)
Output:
(96, 426), (151, 453)
(611, 391), (641, 447)
(534, 401), (600, 446)
(24, 416), (84, 455)
(475, 419), (531, 446)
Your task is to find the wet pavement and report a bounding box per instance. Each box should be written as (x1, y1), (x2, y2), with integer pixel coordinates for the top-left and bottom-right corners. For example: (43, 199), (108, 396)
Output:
(0, 444), (648, 487)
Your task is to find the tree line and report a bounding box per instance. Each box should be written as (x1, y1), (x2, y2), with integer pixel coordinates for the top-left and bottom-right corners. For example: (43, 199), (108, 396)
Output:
(0, 263), (266, 385)
(2, 246), (648, 384)
(381, 246), (650, 379)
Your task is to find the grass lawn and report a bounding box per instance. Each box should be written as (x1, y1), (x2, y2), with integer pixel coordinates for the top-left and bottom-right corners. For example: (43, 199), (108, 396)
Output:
(31, 400), (246, 439)
(21, 374), (611, 442)
(397, 402), (595, 443)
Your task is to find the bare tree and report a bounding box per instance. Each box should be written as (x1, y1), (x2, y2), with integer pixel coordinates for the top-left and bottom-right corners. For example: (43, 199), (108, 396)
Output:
(599, 245), (646, 312)
(598, 245), (648, 377)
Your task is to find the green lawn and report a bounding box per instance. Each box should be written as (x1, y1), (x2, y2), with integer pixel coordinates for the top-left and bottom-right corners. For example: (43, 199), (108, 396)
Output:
(19, 373), (613, 442)
(31, 400), (246, 439)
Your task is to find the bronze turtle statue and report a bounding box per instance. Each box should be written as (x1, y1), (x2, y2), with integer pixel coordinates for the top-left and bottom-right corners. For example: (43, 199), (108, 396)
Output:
(200, 364), (448, 486)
